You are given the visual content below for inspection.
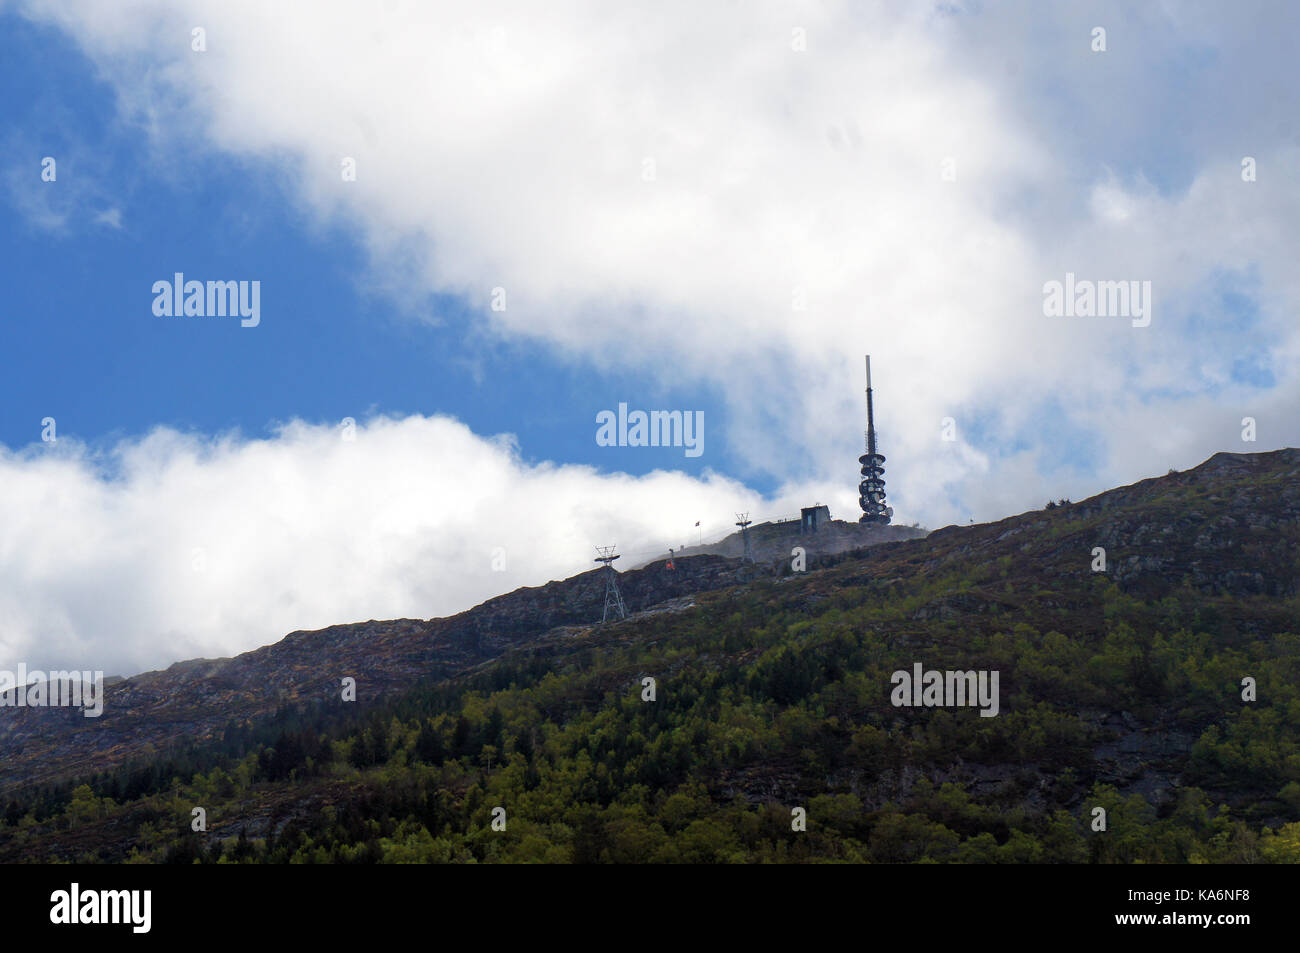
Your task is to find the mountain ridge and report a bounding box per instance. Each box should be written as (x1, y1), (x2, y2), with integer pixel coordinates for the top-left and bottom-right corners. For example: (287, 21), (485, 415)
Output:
(1, 447), (1296, 800)
(2, 447), (1298, 862)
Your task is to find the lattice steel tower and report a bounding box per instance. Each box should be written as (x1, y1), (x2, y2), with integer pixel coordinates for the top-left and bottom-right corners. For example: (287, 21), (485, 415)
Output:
(735, 513), (755, 565)
(858, 355), (893, 525)
(594, 546), (628, 623)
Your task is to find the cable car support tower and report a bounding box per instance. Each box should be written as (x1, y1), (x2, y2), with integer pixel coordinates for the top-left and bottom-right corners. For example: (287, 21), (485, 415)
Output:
(595, 546), (628, 623)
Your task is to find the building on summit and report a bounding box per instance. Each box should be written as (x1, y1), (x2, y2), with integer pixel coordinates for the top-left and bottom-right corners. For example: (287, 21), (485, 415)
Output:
(800, 505), (830, 534)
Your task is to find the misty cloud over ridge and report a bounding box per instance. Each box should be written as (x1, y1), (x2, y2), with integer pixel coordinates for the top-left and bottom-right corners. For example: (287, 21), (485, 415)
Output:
(0, 415), (785, 676)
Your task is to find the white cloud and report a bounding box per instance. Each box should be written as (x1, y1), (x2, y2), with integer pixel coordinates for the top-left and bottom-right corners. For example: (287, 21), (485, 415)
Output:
(1, 129), (124, 234)
(93, 206), (123, 228)
(0, 415), (784, 676)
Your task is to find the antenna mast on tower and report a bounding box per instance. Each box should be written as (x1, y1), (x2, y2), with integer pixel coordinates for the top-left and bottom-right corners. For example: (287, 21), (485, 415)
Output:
(859, 355), (893, 525)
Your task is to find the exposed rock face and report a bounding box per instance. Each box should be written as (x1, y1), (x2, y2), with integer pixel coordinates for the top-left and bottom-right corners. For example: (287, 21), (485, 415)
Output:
(917, 448), (1300, 601)
(0, 554), (760, 793)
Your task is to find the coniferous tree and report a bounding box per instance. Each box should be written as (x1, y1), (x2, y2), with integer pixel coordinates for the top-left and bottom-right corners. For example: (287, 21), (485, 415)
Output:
(415, 720), (446, 765)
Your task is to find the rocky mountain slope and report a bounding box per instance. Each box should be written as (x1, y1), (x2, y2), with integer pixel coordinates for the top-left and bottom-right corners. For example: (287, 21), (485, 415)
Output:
(1, 513), (928, 796)
(1, 448), (1297, 864)
(0, 553), (757, 794)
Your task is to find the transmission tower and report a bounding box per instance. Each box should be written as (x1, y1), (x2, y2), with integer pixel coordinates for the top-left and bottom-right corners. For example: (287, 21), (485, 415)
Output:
(858, 355), (893, 525)
(735, 513), (755, 573)
(594, 546), (628, 623)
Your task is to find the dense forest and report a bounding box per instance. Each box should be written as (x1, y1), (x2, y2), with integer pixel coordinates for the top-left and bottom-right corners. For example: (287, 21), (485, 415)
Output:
(2, 573), (1298, 861)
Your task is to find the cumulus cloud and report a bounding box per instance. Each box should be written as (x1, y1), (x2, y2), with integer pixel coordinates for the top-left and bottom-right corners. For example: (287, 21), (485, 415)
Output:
(0, 415), (780, 676)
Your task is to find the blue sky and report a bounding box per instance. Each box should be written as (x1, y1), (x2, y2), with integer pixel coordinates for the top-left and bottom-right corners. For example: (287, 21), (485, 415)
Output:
(0, 12), (744, 492)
